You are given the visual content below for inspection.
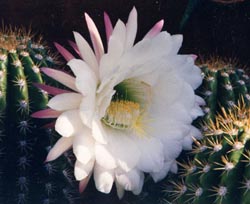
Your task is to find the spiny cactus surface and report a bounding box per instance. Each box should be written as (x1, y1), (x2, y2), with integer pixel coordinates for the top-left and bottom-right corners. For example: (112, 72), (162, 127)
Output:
(0, 28), (79, 204)
(197, 63), (250, 122)
(166, 63), (250, 204)
(168, 103), (250, 204)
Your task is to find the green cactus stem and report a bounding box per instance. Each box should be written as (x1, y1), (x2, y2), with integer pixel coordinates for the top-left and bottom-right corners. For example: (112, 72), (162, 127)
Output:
(168, 102), (250, 204)
(0, 27), (79, 204)
(196, 61), (250, 122)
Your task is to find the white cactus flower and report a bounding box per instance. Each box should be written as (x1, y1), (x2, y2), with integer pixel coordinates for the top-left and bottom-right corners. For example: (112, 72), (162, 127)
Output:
(33, 7), (204, 198)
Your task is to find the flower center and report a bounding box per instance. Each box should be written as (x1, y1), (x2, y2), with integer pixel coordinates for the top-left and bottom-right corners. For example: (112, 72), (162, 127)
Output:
(101, 78), (151, 135)
(102, 100), (141, 130)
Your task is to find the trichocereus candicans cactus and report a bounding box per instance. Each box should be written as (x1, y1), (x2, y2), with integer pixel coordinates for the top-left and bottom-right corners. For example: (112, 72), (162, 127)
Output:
(0, 27), (79, 204)
(165, 60), (250, 204)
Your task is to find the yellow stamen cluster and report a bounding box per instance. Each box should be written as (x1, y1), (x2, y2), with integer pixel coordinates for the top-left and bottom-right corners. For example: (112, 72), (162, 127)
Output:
(103, 100), (141, 131)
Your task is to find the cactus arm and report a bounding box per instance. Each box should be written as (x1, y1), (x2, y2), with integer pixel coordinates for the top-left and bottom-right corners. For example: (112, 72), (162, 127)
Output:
(200, 66), (218, 121)
(0, 50), (8, 110)
(8, 51), (29, 123)
(20, 51), (48, 111)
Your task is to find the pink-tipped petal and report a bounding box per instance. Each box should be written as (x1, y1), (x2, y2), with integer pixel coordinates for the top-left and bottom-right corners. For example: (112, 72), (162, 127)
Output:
(31, 109), (61, 119)
(54, 42), (75, 61)
(73, 32), (99, 77)
(68, 40), (81, 57)
(33, 83), (72, 95)
(104, 12), (113, 43)
(125, 6), (137, 50)
(144, 20), (164, 39)
(41, 68), (78, 91)
(79, 175), (91, 193)
(42, 122), (56, 129)
(84, 13), (104, 63)
(46, 137), (73, 162)
(190, 54), (198, 60)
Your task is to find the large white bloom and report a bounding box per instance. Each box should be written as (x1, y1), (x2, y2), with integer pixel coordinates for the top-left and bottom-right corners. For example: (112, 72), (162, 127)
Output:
(34, 7), (204, 198)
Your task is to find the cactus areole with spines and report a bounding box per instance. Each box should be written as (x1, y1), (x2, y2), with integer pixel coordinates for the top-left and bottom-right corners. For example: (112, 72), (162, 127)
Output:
(198, 62), (250, 122)
(167, 62), (250, 204)
(0, 27), (79, 204)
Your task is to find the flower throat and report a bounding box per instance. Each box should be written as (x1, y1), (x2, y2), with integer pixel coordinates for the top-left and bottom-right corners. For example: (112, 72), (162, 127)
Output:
(102, 79), (147, 132)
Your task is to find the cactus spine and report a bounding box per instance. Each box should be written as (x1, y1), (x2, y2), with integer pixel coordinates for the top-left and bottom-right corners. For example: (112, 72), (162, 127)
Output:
(197, 63), (250, 121)
(0, 27), (79, 204)
(166, 62), (250, 204)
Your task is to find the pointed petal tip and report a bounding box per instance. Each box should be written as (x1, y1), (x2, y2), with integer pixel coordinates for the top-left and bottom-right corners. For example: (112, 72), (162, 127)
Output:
(104, 11), (108, 16)
(40, 67), (50, 74)
(132, 6), (137, 11)
(84, 12), (90, 18)
(158, 19), (164, 26)
(79, 176), (91, 193)
(191, 54), (198, 60)
(44, 156), (51, 163)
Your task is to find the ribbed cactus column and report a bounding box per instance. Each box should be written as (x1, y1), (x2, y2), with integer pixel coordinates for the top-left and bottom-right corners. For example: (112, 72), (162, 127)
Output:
(197, 64), (250, 122)
(166, 63), (250, 204)
(169, 104), (250, 204)
(0, 28), (79, 204)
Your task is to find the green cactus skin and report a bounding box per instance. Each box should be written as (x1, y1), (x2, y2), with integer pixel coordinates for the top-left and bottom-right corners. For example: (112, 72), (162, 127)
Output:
(0, 28), (79, 204)
(168, 107), (250, 204)
(197, 65), (250, 122)
(166, 65), (250, 204)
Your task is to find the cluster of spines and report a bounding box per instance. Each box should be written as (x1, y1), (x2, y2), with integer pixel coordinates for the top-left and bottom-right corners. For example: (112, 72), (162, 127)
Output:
(166, 102), (250, 204)
(0, 28), (79, 204)
(197, 65), (250, 122)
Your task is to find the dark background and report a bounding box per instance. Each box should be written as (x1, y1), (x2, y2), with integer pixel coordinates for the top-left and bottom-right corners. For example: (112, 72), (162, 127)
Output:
(1, 0), (250, 67)
(1, 0), (250, 203)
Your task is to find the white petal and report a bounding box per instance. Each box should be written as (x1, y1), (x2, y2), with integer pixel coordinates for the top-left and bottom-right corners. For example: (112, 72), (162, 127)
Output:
(74, 159), (94, 180)
(46, 137), (73, 162)
(170, 161), (178, 174)
(118, 32), (172, 77)
(107, 131), (141, 172)
(190, 105), (204, 119)
(67, 59), (97, 128)
(196, 95), (206, 106)
(73, 128), (95, 164)
(73, 32), (99, 76)
(124, 7), (137, 50)
(150, 161), (172, 182)
(135, 70), (160, 86)
(92, 119), (108, 144)
(99, 20), (126, 81)
(115, 181), (125, 199)
(182, 126), (202, 150)
(67, 59), (97, 95)
(48, 93), (82, 111)
(95, 144), (117, 169)
(150, 70), (184, 109)
(135, 137), (164, 173)
(79, 94), (96, 128)
(149, 119), (188, 161)
(115, 169), (144, 194)
(96, 88), (115, 119)
(170, 34), (183, 54)
(169, 55), (203, 89)
(94, 164), (114, 193)
(55, 110), (83, 137)
(85, 13), (104, 63)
